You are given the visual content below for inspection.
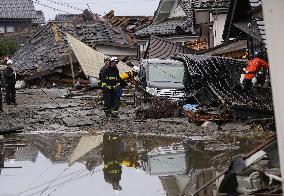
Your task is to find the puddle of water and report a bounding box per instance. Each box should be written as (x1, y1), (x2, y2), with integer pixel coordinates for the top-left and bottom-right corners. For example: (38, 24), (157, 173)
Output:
(0, 133), (261, 196)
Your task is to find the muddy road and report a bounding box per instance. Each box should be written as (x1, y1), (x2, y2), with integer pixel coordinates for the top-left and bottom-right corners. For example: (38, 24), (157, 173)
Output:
(0, 88), (275, 139)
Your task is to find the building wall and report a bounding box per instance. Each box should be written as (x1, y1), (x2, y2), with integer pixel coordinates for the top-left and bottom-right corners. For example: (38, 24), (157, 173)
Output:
(195, 11), (210, 24)
(0, 20), (33, 33)
(95, 45), (137, 59)
(211, 13), (227, 46)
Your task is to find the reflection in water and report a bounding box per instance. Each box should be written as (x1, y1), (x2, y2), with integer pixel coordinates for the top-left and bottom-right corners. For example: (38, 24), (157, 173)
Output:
(102, 134), (123, 191)
(0, 144), (4, 174)
(0, 133), (261, 196)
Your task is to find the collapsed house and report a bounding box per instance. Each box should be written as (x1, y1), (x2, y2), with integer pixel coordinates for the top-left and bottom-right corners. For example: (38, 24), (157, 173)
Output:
(173, 53), (273, 119)
(12, 10), (135, 81)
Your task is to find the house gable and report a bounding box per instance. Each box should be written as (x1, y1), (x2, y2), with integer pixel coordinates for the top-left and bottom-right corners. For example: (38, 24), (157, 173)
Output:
(154, 0), (176, 23)
(169, 1), (187, 18)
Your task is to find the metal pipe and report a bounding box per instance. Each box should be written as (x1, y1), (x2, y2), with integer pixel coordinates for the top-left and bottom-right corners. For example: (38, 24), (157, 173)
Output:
(262, 0), (284, 190)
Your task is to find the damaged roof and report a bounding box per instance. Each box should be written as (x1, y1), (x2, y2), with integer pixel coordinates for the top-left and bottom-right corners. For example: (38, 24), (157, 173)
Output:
(13, 10), (134, 78)
(180, 0), (230, 10)
(0, 0), (37, 20)
(144, 35), (197, 59)
(103, 10), (153, 33)
(173, 53), (272, 112)
(135, 17), (195, 37)
(136, 0), (196, 37)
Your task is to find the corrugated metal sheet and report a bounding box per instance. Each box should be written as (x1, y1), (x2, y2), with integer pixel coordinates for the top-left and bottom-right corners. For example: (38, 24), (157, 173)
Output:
(66, 33), (131, 78)
(66, 33), (105, 78)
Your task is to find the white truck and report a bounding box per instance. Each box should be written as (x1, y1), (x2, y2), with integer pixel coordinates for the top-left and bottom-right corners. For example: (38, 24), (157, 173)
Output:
(135, 59), (185, 105)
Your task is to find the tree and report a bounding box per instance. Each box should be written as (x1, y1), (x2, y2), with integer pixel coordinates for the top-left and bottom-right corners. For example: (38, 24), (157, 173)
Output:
(0, 38), (19, 60)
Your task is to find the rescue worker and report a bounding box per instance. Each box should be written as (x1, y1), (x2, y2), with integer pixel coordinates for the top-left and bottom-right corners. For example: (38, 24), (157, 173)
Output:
(99, 57), (121, 117)
(99, 57), (111, 86)
(102, 134), (123, 191)
(243, 52), (269, 90)
(3, 60), (17, 105)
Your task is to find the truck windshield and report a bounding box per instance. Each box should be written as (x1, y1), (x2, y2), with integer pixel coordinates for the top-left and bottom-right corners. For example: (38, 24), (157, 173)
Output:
(148, 64), (184, 83)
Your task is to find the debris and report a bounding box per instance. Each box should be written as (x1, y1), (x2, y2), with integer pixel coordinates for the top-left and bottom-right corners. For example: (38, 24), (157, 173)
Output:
(135, 97), (184, 119)
(201, 121), (219, 127)
(174, 54), (273, 120)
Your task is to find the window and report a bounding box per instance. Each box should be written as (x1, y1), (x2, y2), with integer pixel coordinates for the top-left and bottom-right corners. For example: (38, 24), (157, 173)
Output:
(6, 26), (15, 33)
(148, 64), (184, 83)
(0, 26), (4, 33)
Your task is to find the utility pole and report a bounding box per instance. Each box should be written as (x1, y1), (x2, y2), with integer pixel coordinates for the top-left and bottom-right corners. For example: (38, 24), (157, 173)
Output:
(68, 45), (75, 88)
(262, 0), (284, 189)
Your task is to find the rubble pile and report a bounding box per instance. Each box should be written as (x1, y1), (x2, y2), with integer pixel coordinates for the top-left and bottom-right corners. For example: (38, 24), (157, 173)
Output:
(135, 97), (184, 119)
(174, 54), (246, 104)
(174, 54), (273, 119)
(103, 10), (153, 33)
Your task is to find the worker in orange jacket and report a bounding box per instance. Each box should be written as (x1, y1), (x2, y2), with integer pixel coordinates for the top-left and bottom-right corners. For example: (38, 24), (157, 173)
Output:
(243, 52), (269, 90)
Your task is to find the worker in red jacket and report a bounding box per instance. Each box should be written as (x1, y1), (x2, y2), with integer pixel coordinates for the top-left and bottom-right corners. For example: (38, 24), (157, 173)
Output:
(243, 52), (269, 90)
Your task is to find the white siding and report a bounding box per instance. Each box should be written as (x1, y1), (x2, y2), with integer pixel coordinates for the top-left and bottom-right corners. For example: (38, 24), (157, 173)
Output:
(0, 26), (4, 33)
(6, 26), (15, 33)
(96, 45), (137, 57)
(169, 1), (187, 18)
(211, 13), (227, 46)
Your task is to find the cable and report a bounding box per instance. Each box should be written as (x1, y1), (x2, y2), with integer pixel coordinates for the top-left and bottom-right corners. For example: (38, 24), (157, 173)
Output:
(66, 0), (158, 4)
(83, 0), (92, 13)
(37, 0), (84, 12)
(33, 0), (72, 14)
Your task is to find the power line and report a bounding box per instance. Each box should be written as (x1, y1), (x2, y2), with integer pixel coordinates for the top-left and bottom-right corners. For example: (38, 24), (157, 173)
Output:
(83, 0), (92, 12)
(37, 0), (84, 12)
(33, 0), (72, 14)
(64, 0), (158, 4)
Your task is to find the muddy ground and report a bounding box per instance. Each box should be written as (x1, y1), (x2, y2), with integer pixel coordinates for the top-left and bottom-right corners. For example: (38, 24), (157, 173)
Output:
(0, 87), (275, 142)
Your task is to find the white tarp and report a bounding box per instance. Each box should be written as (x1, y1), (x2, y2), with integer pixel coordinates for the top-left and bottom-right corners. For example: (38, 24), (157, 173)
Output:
(69, 133), (104, 165)
(65, 33), (131, 78)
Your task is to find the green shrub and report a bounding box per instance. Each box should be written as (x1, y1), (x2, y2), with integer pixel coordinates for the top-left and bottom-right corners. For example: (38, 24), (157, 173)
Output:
(0, 38), (19, 58)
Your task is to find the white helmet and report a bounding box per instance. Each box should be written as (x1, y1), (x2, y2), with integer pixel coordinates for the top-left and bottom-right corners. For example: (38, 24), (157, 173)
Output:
(7, 59), (13, 65)
(133, 66), (140, 73)
(110, 57), (119, 63)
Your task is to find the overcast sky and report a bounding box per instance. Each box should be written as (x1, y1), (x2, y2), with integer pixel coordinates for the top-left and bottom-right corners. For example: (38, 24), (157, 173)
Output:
(33, 0), (160, 21)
